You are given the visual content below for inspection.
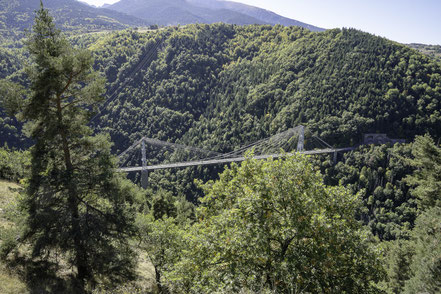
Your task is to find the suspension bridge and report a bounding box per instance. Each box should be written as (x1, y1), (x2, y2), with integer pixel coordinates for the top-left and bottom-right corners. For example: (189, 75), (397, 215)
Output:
(85, 40), (355, 188)
(116, 125), (355, 188)
(83, 39), (399, 189)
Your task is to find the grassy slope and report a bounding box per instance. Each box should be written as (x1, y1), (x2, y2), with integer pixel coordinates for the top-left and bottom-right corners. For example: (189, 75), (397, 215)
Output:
(0, 180), (28, 294)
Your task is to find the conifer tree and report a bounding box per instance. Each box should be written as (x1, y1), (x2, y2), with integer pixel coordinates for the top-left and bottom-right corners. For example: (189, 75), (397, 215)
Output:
(406, 134), (441, 210)
(1, 2), (137, 292)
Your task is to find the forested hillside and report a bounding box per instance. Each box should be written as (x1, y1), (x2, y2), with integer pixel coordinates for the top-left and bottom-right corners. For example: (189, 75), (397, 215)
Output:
(1, 5), (441, 290)
(1, 24), (441, 240)
(83, 25), (441, 151)
(84, 25), (441, 240)
(0, 0), (149, 40)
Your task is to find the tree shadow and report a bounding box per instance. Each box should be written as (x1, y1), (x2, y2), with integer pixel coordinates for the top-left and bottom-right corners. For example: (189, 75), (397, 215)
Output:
(5, 254), (80, 294)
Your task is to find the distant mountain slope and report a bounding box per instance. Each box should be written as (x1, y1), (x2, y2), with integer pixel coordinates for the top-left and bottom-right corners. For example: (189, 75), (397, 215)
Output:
(106, 0), (322, 29)
(0, 0), (149, 38)
(187, 0), (323, 31)
(106, 0), (265, 26)
(408, 43), (441, 63)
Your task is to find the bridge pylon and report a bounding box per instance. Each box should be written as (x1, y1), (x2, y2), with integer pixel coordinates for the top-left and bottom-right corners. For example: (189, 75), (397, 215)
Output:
(297, 125), (305, 152)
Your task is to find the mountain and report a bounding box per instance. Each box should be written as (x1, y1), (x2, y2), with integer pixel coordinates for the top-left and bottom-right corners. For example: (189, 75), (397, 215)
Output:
(187, 0), (323, 31)
(407, 43), (441, 63)
(1, 24), (441, 239)
(106, 0), (323, 30)
(85, 25), (439, 238)
(0, 0), (149, 39)
(106, 0), (265, 26)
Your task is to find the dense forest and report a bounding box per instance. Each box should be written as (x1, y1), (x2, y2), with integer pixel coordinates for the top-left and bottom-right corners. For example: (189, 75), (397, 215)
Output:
(0, 5), (441, 293)
(89, 25), (441, 242)
(1, 21), (441, 239)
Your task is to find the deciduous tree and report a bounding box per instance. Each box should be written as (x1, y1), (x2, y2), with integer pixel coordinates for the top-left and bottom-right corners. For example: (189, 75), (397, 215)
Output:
(167, 154), (384, 293)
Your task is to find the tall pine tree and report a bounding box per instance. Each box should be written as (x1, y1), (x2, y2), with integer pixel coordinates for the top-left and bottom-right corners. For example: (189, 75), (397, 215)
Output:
(1, 2), (137, 292)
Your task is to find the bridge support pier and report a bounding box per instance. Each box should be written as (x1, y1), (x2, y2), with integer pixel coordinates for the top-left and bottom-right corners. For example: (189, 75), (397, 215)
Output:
(297, 125), (305, 152)
(333, 151), (338, 165)
(141, 170), (149, 189)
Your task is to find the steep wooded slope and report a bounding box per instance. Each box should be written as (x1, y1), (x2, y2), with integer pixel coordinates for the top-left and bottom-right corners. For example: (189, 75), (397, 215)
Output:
(86, 25), (441, 152)
(1, 25), (441, 239)
(88, 25), (440, 239)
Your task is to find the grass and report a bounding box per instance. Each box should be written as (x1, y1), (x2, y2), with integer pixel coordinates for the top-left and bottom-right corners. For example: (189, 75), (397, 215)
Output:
(0, 180), (28, 294)
(0, 263), (28, 294)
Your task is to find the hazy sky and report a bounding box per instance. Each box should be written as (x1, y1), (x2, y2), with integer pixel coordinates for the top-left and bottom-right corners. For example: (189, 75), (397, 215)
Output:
(82, 0), (441, 45)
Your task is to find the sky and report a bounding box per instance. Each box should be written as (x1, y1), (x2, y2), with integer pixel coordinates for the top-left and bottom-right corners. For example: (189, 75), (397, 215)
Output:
(81, 0), (441, 45)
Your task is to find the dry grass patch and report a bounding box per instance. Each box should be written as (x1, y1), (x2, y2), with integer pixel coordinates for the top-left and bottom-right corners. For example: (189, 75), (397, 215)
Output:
(0, 180), (28, 293)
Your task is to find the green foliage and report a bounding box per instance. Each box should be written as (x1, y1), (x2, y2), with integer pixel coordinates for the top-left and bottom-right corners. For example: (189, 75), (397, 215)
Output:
(81, 25), (441, 208)
(405, 134), (441, 210)
(135, 188), (194, 293)
(0, 5), (138, 291)
(403, 207), (441, 293)
(382, 208), (441, 294)
(136, 213), (186, 294)
(327, 144), (417, 240)
(166, 155), (384, 293)
(379, 239), (414, 293)
(2, 26), (441, 206)
(408, 43), (441, 63)
(1, 19), (440, 254)
(0, 146), (29, 182)
(381, 135), (441, 293)
(0, 46), (29, 148)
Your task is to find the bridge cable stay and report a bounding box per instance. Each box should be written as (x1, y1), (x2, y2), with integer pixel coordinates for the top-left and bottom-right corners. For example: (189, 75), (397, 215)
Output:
(312, 135), (333, 149)
(235, 126), (301, 156)
(117, 136), (222, 168)
(254, 127), (302, 155)
(141, 137), (221, 157)
(117, 137), (145, 161)
(206, 126), (303, 160)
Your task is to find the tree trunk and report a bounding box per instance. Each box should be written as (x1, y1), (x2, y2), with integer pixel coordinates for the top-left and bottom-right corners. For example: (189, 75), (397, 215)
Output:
(155, 267), (163, 294)
(57, 96), (88, 292)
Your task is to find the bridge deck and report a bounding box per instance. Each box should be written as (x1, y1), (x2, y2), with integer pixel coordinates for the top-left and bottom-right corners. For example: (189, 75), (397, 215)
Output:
(118, 147), (354, 172)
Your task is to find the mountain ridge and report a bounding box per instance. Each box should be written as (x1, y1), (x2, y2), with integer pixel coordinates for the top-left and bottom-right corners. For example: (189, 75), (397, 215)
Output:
(187, 0), (323, 31)
(0, 0), (150, 38)
(106, 0), (323, 30)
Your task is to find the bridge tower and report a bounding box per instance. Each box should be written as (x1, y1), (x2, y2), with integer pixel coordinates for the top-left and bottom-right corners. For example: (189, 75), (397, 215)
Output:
(141, 138), (148, 189)
(297, 125), (305, 152)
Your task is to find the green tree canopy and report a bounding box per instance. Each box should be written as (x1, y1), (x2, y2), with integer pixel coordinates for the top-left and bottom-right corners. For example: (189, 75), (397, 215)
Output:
(0, 3), (137, 292)
(403, 207), (441, 293)
(406, 134), (441, 210)
(166, 154), (384, 293)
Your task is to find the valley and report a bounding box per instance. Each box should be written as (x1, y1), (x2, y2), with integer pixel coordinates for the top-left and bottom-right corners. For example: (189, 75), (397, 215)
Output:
(0, 1), (440, 293)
